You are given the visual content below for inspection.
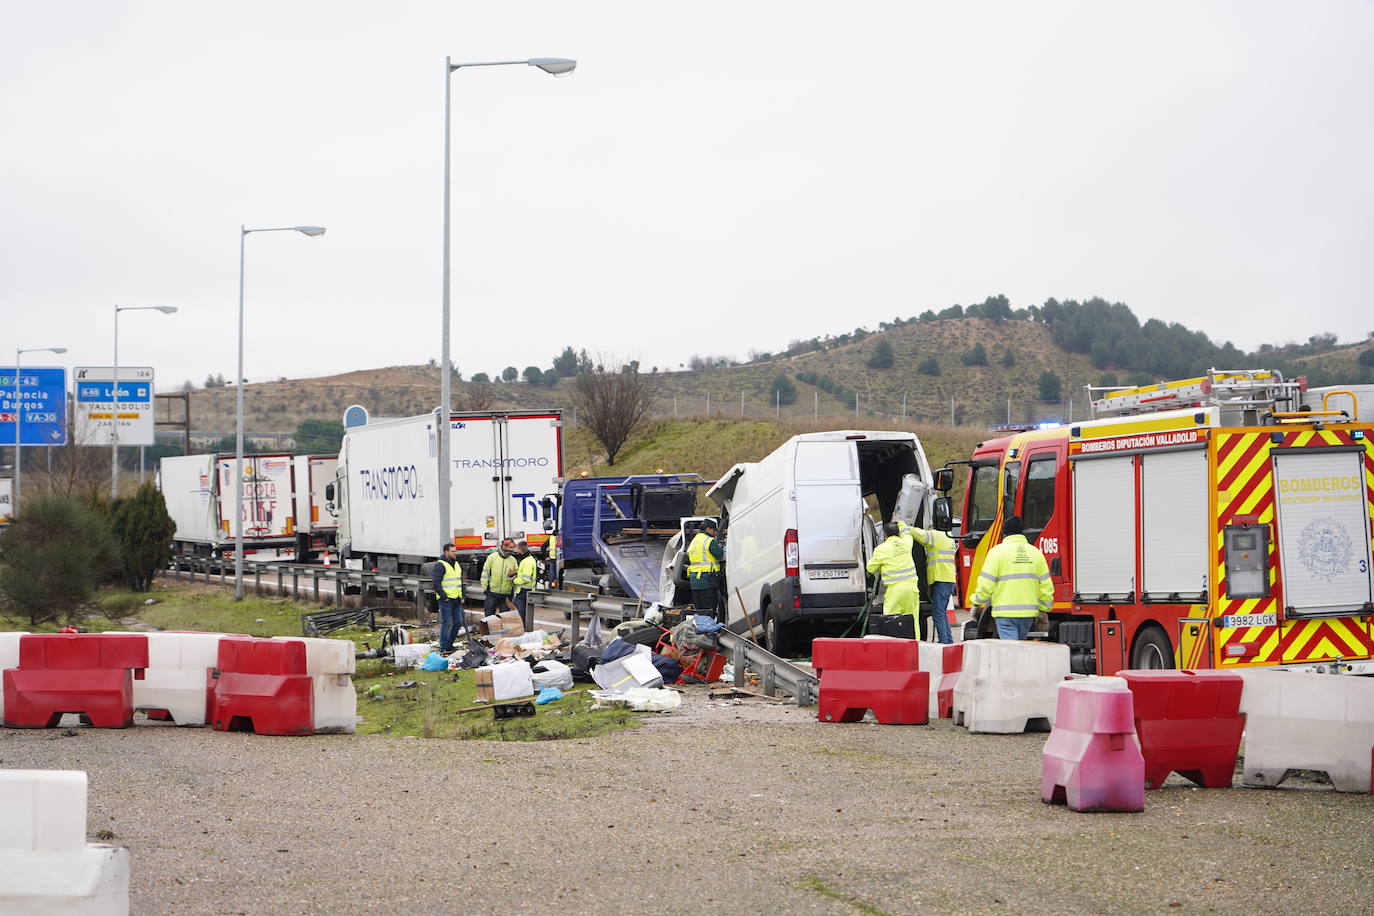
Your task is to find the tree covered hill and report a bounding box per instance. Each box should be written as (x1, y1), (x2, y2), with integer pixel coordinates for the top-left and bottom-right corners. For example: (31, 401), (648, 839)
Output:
(179, 295), (1370, 438)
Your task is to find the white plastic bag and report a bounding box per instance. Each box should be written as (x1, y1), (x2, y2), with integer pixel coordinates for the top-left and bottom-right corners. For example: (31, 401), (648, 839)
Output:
(590, 687), (682, 712)
(531, 659), (575, 691)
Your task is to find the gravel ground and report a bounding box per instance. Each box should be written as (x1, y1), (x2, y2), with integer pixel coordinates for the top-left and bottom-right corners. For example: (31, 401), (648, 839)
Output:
(2, 693), (1371, 916)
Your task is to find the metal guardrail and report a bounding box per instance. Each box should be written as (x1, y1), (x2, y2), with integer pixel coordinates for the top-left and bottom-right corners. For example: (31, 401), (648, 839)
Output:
(717, 629), (818, 707)
(167, 554), (653, 642)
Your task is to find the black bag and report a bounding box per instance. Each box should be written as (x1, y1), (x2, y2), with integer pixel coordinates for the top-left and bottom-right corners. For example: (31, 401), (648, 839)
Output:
(457, 643), (490, 669)
(570, 644), (601, 682)
(867, 612), (916, 640)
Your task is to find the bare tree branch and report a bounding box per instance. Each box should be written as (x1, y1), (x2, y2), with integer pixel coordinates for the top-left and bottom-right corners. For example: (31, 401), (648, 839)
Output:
(571, 359), (653, 465)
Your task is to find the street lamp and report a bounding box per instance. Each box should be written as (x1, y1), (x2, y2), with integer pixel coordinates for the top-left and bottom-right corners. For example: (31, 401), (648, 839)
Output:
(12, 345), (67, 517)
(235, 225), (325, 600)
(112, 305), (177, 499)
(439, 56), (576, 551)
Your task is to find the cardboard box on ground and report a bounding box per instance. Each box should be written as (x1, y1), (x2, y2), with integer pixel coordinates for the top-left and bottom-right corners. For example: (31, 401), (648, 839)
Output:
(479, 612), (525, 638)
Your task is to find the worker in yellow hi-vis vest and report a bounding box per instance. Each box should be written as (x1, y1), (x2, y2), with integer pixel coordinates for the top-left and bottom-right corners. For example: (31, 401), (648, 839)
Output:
(685, 520), (726, 619)
(867, 521), (923, 636)
(971, 516), (1053, 640)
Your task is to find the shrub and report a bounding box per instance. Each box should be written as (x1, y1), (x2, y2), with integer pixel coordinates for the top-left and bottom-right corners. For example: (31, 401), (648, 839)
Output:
(0, 493), (119, 624)
(960, 343), (988, 366)
(918, 358), (941, 376)
(112, 484), (175, 592)
(866, 339), (894, 369)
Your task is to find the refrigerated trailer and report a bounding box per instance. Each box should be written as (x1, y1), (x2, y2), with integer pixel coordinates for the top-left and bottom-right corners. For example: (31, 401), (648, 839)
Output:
(160, 452), (297, 555)
(332, 410), (562, 574)
(950, 370), (1374, 675)
(293, 454), (339, 560)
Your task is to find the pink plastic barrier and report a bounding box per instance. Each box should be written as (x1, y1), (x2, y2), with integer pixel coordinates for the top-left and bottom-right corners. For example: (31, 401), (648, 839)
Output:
(1041, 677), (1144, 813)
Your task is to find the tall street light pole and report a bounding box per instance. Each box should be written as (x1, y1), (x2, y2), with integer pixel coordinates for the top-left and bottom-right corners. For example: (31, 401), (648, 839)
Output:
(13, 345), (67, 517)
(439, 56), (575, 552)
(112, 305), (177, 499)
(235, 225), (325, 600)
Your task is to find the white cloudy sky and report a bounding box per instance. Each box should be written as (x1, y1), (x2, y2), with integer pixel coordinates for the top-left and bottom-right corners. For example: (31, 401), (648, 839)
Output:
(2, 1), (1371, 389)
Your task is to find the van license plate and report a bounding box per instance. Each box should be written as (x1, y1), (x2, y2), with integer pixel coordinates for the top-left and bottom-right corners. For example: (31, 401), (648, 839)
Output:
(1220, 613), (1277, 629)
(807, 569), (847, 580)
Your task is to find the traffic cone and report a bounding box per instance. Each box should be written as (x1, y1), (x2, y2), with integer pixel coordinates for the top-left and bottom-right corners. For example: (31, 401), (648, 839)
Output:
(323, 549), (331, 568)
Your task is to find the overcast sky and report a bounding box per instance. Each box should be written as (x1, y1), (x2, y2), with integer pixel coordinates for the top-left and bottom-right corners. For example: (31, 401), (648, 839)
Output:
(3, 1), (1371, 390)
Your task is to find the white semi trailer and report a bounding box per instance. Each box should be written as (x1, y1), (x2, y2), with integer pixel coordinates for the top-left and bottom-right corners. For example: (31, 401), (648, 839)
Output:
(160, 452), (298, 556)
(330, 410), (563, 574)
(292, 454), (339, 560)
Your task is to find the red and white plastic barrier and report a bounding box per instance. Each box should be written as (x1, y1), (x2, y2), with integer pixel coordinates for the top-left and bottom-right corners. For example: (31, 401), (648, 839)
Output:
(1, 632), (355, 736)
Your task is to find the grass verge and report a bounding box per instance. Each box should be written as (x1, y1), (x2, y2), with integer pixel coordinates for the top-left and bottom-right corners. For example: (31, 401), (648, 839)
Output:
(352, 659), (639, 741)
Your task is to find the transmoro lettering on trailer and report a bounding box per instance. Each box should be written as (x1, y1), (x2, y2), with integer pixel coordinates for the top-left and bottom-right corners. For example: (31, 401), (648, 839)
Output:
(452, 456), (551, 470)
(358, 465), (423, 500)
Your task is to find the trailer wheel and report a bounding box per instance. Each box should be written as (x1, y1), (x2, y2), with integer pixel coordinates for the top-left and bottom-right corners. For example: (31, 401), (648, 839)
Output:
(1130, 626), (1174, 670)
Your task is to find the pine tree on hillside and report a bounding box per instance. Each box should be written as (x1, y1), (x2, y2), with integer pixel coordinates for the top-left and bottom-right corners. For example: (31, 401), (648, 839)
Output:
(866, 339), (894, 369)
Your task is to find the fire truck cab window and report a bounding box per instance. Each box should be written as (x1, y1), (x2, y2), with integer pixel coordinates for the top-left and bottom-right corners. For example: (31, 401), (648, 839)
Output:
(1002, 461), (1021, 507)
(1022, 457), (1057, 531)
(967, 463), (1000, 532)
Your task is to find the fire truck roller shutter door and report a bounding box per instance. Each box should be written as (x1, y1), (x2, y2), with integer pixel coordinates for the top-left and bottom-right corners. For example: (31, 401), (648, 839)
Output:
(1073, 456), (1136, 599)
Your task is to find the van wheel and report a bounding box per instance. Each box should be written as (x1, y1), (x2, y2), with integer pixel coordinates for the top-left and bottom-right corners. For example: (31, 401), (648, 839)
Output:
(1130, 626), (1174, 670)
(764, 607), (795, 659)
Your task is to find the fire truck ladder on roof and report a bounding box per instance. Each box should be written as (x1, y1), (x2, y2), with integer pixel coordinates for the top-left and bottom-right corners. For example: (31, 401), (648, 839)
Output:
(1087, 368), (1305, 419)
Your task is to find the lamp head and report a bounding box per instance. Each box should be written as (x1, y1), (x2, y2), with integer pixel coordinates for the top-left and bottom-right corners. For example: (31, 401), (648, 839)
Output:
(155, 306), (178, 314)
(51, 348), (68, 354)
(294, 226), (327, 237)
(529, 58), (577, 76)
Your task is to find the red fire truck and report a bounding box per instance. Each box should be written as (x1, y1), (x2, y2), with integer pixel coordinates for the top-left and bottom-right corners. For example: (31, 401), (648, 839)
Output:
(940, 369), (1374, 675)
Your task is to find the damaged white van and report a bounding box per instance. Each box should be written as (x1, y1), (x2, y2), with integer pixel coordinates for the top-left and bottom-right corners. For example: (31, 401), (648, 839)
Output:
(705, 430), (952, 656)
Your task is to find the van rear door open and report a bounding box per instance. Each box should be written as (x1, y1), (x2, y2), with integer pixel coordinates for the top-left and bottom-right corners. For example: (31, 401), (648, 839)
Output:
(793, 441), (864, 596)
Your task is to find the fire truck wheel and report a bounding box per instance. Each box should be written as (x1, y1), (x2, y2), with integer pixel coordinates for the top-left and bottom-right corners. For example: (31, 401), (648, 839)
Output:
(1130, 626), (1174, 670)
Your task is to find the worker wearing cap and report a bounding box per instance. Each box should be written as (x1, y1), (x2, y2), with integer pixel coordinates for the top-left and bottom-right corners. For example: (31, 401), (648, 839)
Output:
(512, 540), (539, 629)
(904, 522), (957, 644)
(686, 520), (726, 619)
(481, 538), (519, 616)
(867, 521), (923, 635)
(971, 515), (1053, 640)
(432, 543), (466, 655)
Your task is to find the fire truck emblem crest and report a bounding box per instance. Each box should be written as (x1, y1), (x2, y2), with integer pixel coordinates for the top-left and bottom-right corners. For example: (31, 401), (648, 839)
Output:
(1296, 517), (1352, 581)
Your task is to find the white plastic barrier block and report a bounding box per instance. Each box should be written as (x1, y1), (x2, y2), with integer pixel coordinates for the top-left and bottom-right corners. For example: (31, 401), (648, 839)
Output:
(0, 770), (129, 914)
(104, 631), (224, 726)
(1238, 669), (1374, 793)
(271, 636), (356, 675)
(313, 675), (358, 734)
(0, 631), (30, 721)
(952, 639), (1070, 734)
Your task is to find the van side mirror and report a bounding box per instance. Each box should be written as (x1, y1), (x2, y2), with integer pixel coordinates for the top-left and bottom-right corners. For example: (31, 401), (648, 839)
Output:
(933, 496), (953, 531)
(934, 468), (954, 492)
(324, 483), (335, 501)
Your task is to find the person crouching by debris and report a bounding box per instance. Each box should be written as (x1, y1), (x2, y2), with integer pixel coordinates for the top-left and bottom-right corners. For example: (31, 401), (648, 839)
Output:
(512, 540), (539, 630)
(433, 543), (466, 656)
(686, 519), (726, 620)
(481, 538), (519, 616)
